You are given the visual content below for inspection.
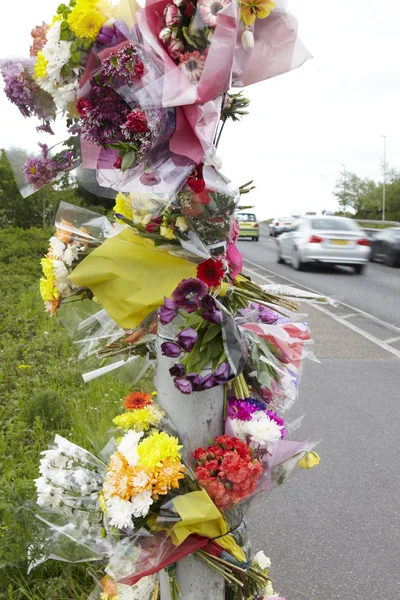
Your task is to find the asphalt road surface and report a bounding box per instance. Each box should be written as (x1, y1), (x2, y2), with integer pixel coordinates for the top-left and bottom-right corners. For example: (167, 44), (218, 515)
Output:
(238, 224), (400, 329)
(240, 225), (400, 600)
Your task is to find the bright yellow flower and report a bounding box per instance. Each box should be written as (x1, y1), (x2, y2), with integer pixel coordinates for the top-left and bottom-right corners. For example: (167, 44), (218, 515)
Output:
(298, 451), (321, 470)
(113, 192), (133, 222)
(68, 4), (107, 40)
(160, 225), (176, 240)
(138, 431), (182, 470)
(240, 0), (276, 26)
(41, 257), (54, 280)
(51, 14), (63, 25)
(175, 216), (189, 233)
(40, 277), (59, 303)
(34, 51), (48, 79)
(113, 405), (164, 432)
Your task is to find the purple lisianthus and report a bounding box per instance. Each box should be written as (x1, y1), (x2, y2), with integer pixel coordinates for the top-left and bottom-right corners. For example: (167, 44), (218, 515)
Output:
(172, 278), (208, 313)
(266, 410), (286, 437)
(161, 342), (181, 358)
(201, 374), (216, 390)
(258, 306), (279, 324)
(227, 398), (265, 421)
(177, 327), (198, 352)
(160, 296), (178, 324)
(174, 377), (193, 394)
(169, 363), (185, 377)
(213, 361), (230, 384)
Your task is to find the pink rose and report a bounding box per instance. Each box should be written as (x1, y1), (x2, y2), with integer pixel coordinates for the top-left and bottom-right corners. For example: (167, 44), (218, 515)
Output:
(168, 38), (185, 59)
(164, 4), (181, 26)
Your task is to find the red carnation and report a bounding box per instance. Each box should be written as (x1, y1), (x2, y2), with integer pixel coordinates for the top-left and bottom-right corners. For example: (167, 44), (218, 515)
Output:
(187, 177), (206, 194)
(145, 221), (159, 233)
(134, 61), (145, 81)
(125, 110), (148, 133)
(197, 258), (225, 288)
(76, 97), (93, 117)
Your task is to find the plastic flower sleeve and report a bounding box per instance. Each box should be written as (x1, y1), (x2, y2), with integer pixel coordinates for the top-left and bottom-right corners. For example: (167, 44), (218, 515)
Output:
(232, 0), (311, 89)
(137, 0), (239, 108)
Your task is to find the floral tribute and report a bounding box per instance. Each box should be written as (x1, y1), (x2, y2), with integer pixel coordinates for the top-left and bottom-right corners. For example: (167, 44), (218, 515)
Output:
(3, 1), (319, 598)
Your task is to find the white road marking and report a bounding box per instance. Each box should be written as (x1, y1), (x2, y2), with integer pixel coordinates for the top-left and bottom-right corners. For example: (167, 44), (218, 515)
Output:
(243, 260), (400, 360)
(384, 336), (400, 344)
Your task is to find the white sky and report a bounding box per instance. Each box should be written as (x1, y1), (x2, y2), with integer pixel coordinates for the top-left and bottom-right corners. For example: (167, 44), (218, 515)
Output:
(1, 0), (399, 219)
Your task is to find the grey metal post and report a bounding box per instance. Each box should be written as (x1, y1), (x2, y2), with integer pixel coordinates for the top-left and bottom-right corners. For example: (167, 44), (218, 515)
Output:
(156, 353), (225, 599)
(381, 135), (386, 221)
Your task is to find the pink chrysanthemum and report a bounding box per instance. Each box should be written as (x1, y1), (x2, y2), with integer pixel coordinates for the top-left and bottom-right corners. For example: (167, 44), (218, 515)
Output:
(179, 51), (206, 84)
(199, 0), (231, 28)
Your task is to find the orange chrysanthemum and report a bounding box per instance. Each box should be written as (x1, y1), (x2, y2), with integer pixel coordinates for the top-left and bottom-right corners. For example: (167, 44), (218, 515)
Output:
(101, 575), (118, 598)
(55, 219), (74, 244)
(123, 391), (152, 411)
(103, 451), (133, 501)
(152, 458), (186, 499)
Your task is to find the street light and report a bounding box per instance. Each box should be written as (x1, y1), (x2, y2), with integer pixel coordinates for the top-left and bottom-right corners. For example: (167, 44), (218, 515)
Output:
(381, 135), (386, 222)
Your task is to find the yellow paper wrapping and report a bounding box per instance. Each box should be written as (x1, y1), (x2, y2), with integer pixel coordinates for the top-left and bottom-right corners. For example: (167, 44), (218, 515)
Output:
(170, 490), (246, 563)
(69, 228), (197, 329)
(98, 0), (137, 27)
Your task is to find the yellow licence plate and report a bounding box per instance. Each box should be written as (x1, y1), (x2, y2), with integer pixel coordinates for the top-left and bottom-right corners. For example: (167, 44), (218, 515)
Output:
(331, 239), (349, 245)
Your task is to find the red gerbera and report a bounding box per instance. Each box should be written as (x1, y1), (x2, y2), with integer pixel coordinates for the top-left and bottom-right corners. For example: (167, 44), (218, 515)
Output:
(197, 258), (225, 288)
(123, 391), (152, 410)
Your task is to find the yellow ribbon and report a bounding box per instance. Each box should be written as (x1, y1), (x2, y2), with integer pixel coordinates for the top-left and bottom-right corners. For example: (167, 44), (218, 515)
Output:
(69, 228), (197, 329)
(170, 490), (246, 563)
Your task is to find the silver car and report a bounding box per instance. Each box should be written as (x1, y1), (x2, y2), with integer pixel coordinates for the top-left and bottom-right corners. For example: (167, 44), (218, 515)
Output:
(276, 216), (371, 274)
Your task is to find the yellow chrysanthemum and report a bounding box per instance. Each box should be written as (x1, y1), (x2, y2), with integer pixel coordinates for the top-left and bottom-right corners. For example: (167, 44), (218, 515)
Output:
(138, 431), (182, 470)
(40, 277), (59, 303)
(34, 51), (48, 79)
(113, 405), (164, 432)
(114, 192), (133, 222)
(68, 5), (107, 40)
(240, 0), (276, 26)
(41, 256), (54, 280)
(152, 457), (185, 498)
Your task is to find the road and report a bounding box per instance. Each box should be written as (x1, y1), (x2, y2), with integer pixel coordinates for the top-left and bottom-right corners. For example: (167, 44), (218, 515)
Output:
(238, 224), (400, 329)
(240, 224), (400, 600)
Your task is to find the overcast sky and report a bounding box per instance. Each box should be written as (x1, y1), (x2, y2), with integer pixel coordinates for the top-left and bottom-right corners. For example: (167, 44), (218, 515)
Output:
(1, 0), (399, 219)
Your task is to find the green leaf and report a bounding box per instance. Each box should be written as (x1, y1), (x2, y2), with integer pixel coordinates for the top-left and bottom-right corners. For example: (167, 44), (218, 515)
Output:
(184, 313), (203, 328)
(182, 26), (200, 49)
(202, 325), (221, 346)
(121, 149), (137, 172)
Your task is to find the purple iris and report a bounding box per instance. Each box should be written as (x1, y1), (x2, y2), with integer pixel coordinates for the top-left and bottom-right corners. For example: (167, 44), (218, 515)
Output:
(169, 363), (185, 377)
(227, 398), (265, 421)
(213, 362), (230, 384)
(160, 296), (178, 325)
(172, 278), (208, 313)
(177, 327), (198, 352)
(161, 342), (181, 358)
(174, 377), (193, 394)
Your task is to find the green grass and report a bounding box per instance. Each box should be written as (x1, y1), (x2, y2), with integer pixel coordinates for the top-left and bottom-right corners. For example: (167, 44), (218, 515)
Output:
(0, 228), (153, 599)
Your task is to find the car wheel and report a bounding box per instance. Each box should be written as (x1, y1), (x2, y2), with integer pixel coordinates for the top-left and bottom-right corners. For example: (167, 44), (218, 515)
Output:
(277, 244), (284, 264)
(353, 264), (365, 274)
(292, 247), (304, 271)
(254, 237), (259, 242)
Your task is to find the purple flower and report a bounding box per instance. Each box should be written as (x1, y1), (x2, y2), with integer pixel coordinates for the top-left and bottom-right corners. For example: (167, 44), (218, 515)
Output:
(160, 299), (178, 325)
(24, 144), (74, 189)
(169, 363), (185, 377)
(258, 306), (279, 324)
(161, 342), (181, 358)
(266, 410), (286, 437)
(177, 327), (198, 352)
(213, 362), (230, 384)
(186, 373), (203, 391)
(1, 60), (55, 121)
(172, 278), (208, 313)
(227, 398), (265, 421)
(202, 294), (217, 311)
(96, 25), (114, 46)
(201, 374), (216, 390)
(174, 377), (193, 394)
(202, 307), (222, 325)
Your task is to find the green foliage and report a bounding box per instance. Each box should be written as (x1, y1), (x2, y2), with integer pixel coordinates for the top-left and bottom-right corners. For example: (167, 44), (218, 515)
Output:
(0, 227), (153, 598)
(334, 167), (400, 222)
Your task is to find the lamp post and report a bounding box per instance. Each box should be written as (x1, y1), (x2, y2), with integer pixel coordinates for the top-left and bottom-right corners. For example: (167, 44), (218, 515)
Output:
(381, 135), (386, 222)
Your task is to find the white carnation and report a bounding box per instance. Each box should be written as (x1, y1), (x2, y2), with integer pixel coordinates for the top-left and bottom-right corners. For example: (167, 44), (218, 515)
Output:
(253, 550), (271, 570)
(118, 430), (144, 467)
(49, 236), (65, 259)
(107, 496), (136, 529)
(130, 490), (153, 518)
(62, 245), (79, 267)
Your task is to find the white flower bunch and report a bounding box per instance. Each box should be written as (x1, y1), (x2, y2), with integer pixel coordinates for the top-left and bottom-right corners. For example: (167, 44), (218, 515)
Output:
(230, 411), (284, 449)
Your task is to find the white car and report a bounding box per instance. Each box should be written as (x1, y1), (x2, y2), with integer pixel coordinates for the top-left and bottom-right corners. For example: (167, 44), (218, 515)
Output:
(269, 217), (295, 237)
(276, 216), (370, 274)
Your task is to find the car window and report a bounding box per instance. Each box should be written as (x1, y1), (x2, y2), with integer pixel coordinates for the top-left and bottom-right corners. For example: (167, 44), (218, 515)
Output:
(311, 218), (360, 231)
(236, 213), (257, 222)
